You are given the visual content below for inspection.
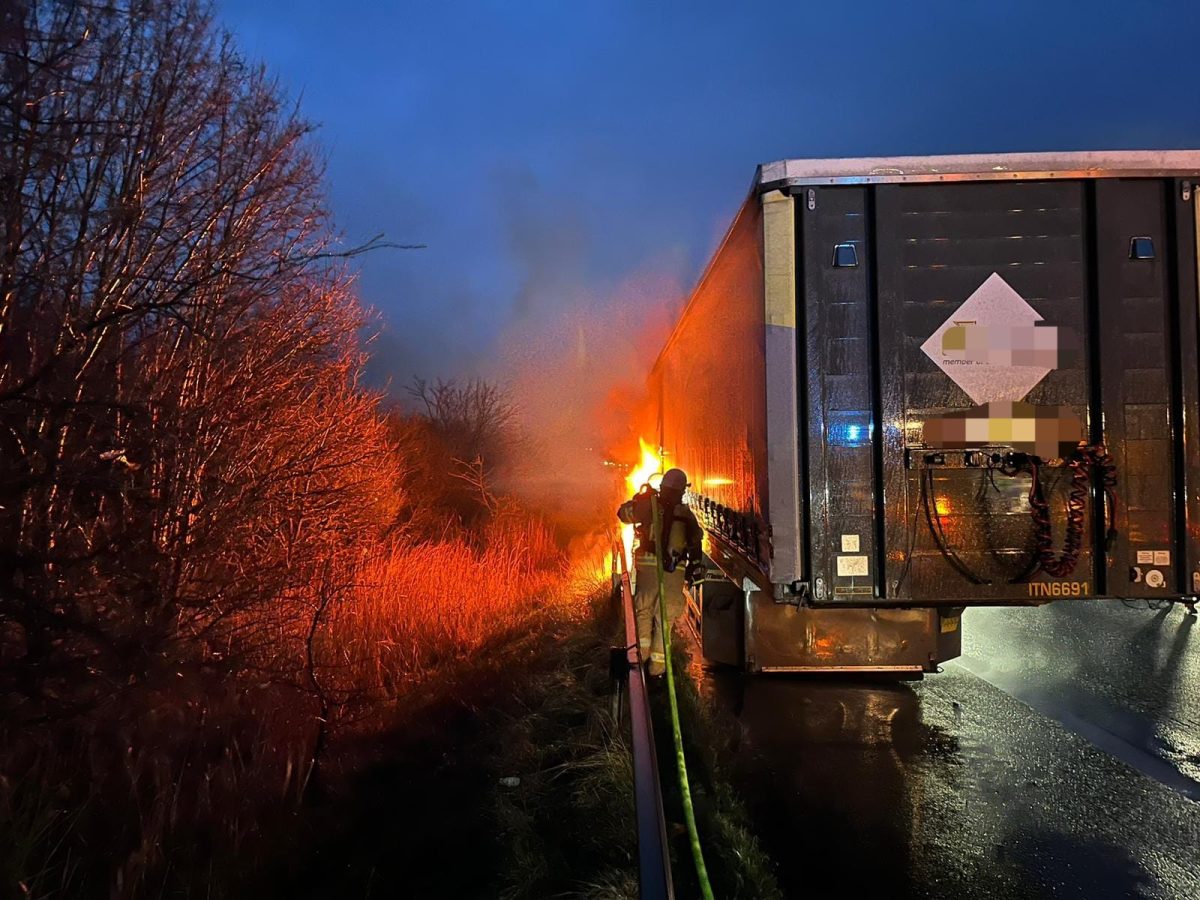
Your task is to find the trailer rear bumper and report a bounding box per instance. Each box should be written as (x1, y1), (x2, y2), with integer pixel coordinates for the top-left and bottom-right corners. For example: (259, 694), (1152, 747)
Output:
(697, 570), (962, 673)
(746, 601), (960, 673)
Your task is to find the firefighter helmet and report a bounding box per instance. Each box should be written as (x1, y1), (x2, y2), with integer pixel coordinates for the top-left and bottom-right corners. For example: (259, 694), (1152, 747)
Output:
(660, 468), (688, 493)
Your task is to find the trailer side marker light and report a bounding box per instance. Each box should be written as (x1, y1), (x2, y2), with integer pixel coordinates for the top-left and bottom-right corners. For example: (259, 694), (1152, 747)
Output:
(1129, 236), (1155, 259)
(830, 416), (870, 446)
(833, 242), (859, 267)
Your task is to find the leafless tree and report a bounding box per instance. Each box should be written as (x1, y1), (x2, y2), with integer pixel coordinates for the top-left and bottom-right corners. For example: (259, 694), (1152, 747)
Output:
(390, 378), (520, 535)
(407, 377), (518, 469)
(0, 0), (398, 717)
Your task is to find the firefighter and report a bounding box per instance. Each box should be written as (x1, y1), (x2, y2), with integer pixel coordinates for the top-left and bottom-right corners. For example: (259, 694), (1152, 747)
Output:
(617, 467), (704, 676)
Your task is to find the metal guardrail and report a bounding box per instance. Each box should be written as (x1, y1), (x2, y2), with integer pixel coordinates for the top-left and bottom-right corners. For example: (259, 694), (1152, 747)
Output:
(611, 542), (675, 900)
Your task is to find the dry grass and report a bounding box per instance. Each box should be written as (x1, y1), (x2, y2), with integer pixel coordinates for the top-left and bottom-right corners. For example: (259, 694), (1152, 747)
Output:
(0, 676), (313, 900)
(322, 509), (584, 699)
(0, 502), (610, 899)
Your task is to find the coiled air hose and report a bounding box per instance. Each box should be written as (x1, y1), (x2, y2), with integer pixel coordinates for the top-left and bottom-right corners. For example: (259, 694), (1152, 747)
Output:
(1022, 444), (1118, 578)
(923, 444), (1119, 585)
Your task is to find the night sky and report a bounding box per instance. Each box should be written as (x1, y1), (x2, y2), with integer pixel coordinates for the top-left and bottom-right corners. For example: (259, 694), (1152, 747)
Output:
(218, 0), (1200, 388)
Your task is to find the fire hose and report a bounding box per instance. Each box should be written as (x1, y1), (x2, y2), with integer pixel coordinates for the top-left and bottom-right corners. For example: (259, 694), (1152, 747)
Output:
(651, 497), (714, 900)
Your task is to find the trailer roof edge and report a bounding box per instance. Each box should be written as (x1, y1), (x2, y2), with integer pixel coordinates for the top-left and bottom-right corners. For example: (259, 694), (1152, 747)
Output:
(649, 183), (760, 376)
(757, 150), (1200, 191)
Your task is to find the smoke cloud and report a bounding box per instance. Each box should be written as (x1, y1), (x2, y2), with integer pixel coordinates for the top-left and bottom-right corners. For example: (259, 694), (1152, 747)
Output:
(487, 167), (685, 534)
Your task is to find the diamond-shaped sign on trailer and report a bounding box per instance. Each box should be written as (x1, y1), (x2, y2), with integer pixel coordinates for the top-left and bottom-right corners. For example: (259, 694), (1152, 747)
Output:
(920, 273), (1057, 404)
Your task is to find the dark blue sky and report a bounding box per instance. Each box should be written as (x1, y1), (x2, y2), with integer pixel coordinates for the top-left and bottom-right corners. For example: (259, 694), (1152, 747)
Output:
(219, 0), (1200, 385)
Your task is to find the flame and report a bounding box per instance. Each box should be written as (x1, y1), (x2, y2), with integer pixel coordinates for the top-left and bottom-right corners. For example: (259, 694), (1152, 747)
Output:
(620, 437), (662, 568)
(626, 437), (663, 496)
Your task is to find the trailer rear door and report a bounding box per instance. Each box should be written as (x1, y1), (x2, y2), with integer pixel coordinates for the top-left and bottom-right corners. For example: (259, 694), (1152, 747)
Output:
(801, 178), (1200, 606)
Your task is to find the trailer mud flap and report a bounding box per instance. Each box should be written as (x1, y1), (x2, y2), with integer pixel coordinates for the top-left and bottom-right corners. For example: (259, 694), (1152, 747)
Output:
(699, 577), (744, 668)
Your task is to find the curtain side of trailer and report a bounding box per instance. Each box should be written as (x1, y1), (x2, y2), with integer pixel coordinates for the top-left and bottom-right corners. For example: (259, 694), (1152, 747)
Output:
(651, 195), (772, 572)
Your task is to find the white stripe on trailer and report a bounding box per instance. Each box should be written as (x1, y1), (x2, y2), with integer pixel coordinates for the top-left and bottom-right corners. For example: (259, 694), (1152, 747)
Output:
(762, 189), (802, 591)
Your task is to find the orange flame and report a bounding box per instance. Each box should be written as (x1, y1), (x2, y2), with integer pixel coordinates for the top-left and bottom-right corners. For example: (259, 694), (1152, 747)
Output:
(626, 437), (663, 496)
(620, 438), (662, 568)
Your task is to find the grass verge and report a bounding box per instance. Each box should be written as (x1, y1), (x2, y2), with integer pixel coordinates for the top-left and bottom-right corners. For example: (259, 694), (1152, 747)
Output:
(4, 557), (777, 899)
(487, 593), (639, 899)
(258, 582), (640, 899)
(652, 636), (784, 900)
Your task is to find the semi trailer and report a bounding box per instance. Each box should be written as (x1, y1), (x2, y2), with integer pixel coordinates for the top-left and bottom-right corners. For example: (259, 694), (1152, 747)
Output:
(645, 150), (1200, 674)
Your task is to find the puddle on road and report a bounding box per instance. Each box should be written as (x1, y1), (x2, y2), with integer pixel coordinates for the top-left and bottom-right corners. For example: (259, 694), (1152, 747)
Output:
(689, 664), (970, 899)
(684, 655), (1198, 900)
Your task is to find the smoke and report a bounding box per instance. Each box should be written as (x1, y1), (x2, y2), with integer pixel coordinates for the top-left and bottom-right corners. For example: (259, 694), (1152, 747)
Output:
(487, 168), (685, 535)
(495, 268), (682, 535)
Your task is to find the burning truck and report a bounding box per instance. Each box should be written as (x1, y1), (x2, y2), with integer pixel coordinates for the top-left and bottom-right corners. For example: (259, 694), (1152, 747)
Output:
(638, 150), (1200, 674)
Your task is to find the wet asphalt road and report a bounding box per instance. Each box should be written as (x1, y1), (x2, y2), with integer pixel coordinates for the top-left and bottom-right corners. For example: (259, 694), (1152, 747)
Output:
(693, 601), (1200, 899)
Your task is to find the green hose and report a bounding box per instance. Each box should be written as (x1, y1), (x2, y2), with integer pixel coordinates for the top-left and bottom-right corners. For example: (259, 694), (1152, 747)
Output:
(652, 497), (714, 900)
